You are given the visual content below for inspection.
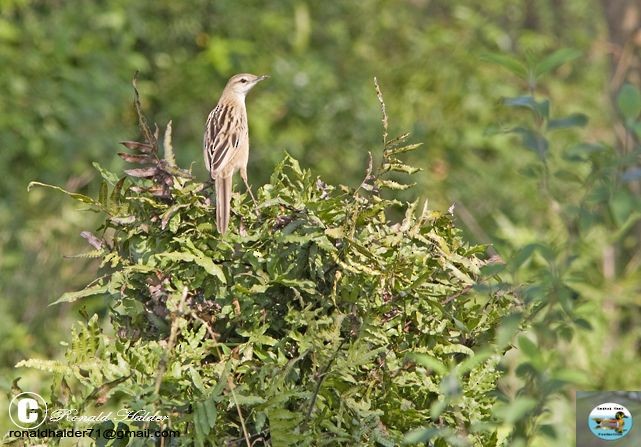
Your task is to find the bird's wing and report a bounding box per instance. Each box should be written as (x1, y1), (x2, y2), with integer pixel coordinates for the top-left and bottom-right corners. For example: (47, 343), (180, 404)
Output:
(204, 103), (245, 178)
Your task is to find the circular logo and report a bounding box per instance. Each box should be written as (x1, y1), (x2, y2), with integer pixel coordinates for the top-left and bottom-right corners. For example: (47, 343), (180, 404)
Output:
(9, 392), (48, 429)
(588, 402), (632, 440)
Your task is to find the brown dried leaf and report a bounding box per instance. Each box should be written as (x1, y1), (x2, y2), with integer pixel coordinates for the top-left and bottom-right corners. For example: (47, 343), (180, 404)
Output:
(132, 73), (157, 147)
(119, 141), (154, 153)
(161, 204), (188, 230)
(117, 152), (152, 164)
(149, 185), (170, 198)
(125, 167), (157, 178)
(80, 231), (104, 249)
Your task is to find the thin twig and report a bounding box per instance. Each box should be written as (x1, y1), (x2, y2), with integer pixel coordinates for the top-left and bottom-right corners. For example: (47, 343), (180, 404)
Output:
(194, 316), (219, 342)
(353, 151), (374, 196)
(374, 77), (388, 146)
(303, 338), (347, 426)
(227, 376), (252, 447)
(194, 315), (251, 445)
(132, 72), (157, 149)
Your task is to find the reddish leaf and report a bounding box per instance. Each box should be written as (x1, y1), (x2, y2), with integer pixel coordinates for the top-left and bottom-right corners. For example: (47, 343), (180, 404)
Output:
(125, 167), (157, 178)
(119, 141), (154, 153)
(80, 231), (104, 249)
(117, 152), (152, 164)
(150, 186), (170, 198)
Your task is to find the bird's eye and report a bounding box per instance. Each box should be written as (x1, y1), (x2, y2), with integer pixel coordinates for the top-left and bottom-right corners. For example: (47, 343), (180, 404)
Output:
(240, 78), (247, 83)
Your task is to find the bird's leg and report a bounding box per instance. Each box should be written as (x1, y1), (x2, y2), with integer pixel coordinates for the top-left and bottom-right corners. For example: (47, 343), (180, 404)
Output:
(240, 167), (258, 206)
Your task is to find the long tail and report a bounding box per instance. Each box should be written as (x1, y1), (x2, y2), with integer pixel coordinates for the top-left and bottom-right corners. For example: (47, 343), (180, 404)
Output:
(215, 176), (233, 234)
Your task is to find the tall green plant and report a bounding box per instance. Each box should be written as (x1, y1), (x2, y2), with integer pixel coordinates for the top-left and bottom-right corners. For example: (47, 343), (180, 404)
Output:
(12, 80), (514, 446)
(483, 51), (641, 446)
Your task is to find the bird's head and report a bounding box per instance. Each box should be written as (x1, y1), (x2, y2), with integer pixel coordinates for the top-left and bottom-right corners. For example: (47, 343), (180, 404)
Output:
(615, 411), (627, 420)
(224, 73), (269, 97)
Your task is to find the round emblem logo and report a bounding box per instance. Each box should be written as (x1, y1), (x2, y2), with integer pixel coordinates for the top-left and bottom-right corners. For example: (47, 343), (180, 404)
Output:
(9, 392), (48, 429)
(588, 402), (632, 440)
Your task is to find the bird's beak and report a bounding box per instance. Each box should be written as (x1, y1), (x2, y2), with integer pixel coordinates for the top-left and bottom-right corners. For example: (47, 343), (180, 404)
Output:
(257, 75), (270, 82)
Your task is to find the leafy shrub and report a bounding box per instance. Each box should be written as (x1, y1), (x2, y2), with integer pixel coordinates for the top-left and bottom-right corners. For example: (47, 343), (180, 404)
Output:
(17, 80), (513, 446)
(479, 53), (641, 446)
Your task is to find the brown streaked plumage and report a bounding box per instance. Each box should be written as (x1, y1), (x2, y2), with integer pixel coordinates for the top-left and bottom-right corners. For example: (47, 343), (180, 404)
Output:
(204, 73), (268, 234)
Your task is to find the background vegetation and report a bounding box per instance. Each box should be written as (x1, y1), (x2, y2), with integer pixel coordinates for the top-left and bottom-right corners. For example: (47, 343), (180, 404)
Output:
(2, 0), (641, 445)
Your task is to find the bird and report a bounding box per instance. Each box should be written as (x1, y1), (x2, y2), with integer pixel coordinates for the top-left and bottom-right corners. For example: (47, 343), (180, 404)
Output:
(203, 73), (269, 234)
(593, 411), (628, 432)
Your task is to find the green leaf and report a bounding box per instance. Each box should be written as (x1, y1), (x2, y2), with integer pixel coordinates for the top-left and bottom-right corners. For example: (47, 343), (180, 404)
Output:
(203, 397), (217, 428)
(233, 394), (266, 405)
(480, 52), (528, 78)
(194, 402), (211, 439)
(376, 179), (414, 190)
(27, 181), (98, 206)
(574, 318), (592, 331)
(554, 169), (583, 184)
(15, 359), (67, 373)
(430, 397), (448, 419)
(93, 421), (115, 447)
(441, 344), (474, 357)
(547, 113), (588, 130)
(631, 121), (641, 139)
(190, 367), (206, 393)
(510, 127), (548, 159)
(609, 190), (634, 226)
(553, 368), (590, 386)
(110, 215), (136, 225)
(93, 162), (120, 185)
(407, 353), (448, 375)
(538, 424), (557, 440)
(373, 428), (396, 447)
(517, 335), (540, 360)
(534, 48), (581, 77)
(98, 181), (109, 207)
(51, 284), (108, 305)
(65, 249), (105, 259)
(493, 397), (537, 424)
(324, 227), (345, 239)
(161, 203), (189, 230)
(480, 262), (505, 276)
(563, 143), (607, 162)
(457, 351), (493, 375)
(496, 312), (522, 347)
(382, 163), (421, 174)
(384, 142), (422, 157)
(157, 252), (227, 284)
(617, 83), (641, 120)
(403, 427), (440, 444)
(503, 96), (549, 120)
(267, 407), (305, 447)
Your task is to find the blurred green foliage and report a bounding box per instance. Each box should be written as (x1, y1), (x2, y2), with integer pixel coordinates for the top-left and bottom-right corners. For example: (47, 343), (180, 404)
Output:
(1, 0), (639, 445)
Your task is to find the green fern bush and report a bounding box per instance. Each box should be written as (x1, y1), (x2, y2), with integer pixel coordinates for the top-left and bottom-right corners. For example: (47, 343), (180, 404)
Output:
(18, 80), (513, 446)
